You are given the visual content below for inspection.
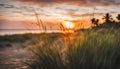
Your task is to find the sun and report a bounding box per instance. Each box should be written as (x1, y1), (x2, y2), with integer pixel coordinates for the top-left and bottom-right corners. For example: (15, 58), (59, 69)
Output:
(63, 21), (75, 29)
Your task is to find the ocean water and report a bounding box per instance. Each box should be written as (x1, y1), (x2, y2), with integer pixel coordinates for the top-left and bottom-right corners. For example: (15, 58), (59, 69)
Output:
(0, 29), (64, 35)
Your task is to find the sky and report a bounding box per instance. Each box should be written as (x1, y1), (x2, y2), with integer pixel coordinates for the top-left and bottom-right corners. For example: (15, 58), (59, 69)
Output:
(0, 0), (120, 29)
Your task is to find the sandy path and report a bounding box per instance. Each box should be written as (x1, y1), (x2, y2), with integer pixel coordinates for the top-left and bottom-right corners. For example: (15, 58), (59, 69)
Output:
(0, 43), (33, 69)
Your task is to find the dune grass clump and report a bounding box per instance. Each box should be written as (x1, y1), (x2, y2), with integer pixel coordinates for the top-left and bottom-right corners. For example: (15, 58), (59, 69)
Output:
(66, 29), (120, 69)
(29, 29), (120, 69)
(29, 45), (65, 69)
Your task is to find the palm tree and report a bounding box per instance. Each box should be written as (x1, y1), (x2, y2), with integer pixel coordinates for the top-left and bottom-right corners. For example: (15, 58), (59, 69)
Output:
(116, 14), (120, 22)
(91, 18), (99, 26)
(95, 19), (99, 26)
(91, 18), (96, 24)
(103, 13), (113, 23)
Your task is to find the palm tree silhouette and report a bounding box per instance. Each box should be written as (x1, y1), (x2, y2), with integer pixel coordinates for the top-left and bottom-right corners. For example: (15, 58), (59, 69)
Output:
(103, 13), (113, 23)
(91, 18), (99, 26)
(116, 14), (120, 22)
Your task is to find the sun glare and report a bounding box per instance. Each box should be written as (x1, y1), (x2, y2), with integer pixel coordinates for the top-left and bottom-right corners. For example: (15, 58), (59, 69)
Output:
(63, 21), (75, 29)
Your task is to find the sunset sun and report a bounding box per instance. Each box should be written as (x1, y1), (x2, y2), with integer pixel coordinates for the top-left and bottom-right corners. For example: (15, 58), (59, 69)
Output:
(63, 21), (75, 29)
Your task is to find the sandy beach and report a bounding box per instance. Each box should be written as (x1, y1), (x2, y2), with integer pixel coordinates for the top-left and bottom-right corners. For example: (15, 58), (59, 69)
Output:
(0, 42), (33, 69)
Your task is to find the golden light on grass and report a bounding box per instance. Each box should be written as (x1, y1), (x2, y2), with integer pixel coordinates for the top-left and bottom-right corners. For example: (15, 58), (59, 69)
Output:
(63, 21), (75, 29)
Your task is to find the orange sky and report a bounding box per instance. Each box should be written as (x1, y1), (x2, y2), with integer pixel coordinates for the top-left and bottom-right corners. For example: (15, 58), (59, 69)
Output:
(0, 0), (120, 30)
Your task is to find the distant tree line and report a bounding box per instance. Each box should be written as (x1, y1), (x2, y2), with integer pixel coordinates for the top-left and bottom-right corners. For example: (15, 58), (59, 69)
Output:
(91, 13), (120, 28)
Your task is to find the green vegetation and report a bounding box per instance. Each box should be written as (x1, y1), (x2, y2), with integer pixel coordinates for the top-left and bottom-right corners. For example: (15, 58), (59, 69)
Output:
(0, 33), (38, 43)
(27, 28), (120, 69)
(0, 33), (61, 43)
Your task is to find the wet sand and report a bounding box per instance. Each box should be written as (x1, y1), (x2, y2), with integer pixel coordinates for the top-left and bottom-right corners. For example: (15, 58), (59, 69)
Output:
(0, 43), (33, 69)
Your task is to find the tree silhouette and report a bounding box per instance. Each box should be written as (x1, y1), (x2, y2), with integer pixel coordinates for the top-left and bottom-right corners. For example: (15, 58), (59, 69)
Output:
(91, 18), (95, 24)
(116, 14), (120, 22)
(91, 18), (99, 26)
(103, 13), (113, 23)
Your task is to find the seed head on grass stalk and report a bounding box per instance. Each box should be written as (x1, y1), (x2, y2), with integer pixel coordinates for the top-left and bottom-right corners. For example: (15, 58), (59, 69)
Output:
(33, 8), (46, 33)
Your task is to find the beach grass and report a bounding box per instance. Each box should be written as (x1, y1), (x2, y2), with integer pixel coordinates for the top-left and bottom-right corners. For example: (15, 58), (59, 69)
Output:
(26, 28), (120, 69)
(0, 28), (120, 69)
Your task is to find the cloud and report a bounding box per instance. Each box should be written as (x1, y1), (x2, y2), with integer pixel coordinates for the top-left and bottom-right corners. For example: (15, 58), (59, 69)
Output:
(0, 4), (14, 8)
(14, 0), (120, 7)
